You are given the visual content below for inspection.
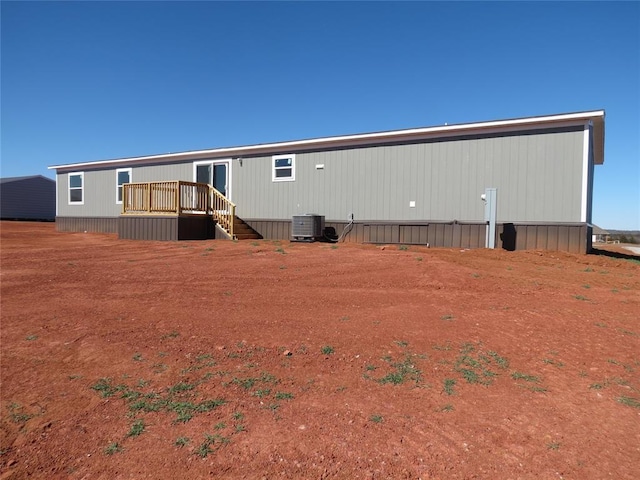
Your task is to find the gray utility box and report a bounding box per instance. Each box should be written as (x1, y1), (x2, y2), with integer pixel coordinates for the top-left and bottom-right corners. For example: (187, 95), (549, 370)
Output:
(292, 214), (325, 241)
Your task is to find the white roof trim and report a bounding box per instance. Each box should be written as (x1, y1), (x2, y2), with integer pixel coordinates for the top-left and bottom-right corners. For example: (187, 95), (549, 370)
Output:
(49, 110), (605, 170)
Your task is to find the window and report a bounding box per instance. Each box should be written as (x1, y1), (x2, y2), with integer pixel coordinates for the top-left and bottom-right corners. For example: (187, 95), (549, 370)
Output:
(272, 154), (295, 182)
(116, 168), (132, 204)
(68, 172), (84, 204)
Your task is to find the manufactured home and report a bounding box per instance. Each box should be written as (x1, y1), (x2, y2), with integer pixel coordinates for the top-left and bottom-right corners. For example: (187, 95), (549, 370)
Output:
(49, 110), (605, 253)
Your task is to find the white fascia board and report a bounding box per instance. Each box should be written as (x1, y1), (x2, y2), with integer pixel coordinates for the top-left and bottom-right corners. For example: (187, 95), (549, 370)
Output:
(49, 110), (606, 171)
(580, 122), (592, 223)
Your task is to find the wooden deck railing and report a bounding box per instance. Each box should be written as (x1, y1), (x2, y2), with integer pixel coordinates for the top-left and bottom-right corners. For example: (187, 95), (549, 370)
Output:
(210, 186), (236, 239)
(122, 181), (210, 215)
(122, 181), (237, 239)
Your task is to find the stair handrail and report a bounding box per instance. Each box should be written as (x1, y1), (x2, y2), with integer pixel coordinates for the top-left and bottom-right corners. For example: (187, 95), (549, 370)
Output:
(209, 186), (236, 239)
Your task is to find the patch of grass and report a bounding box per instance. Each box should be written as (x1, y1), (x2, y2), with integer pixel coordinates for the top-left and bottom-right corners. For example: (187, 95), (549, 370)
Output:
(330, 245), (338, 250)
(231, 377), (257, 390)
(573, 295), (588, 301)
(395, 340), (408, 347)
(432, 342), (452, 351)
(440, 314), (454, 321)
(91, 378), (122, 398)
(589, 383), (604, 390)
(161, 331), (180, 340)
(443, 378), (456, 395)
(511, 372), (540, 382)
(547, 441), (561, 450)
(195, 441), (213, 458)
(415, 256), (423, 261)
(104, 442), (123, 455)
(232, 412), (244, 421)
(617, 396), (640, 408)
(235, 424), (246, 432)
(252, 389), (271, 398)
(459, 368), (480, 383)
(460, 342), (475, 354)
(527, 385), (547, 393)
(440, 404), (454, 412)
(151, 363), (167, 373)
(214, 422), (226, 430)
(378, 354), (422, 385)
(250, 241), (259, 247)
(126, 419), (145, 437)
(542, 358), (564, 367)
(453, 344), (504, 385)
(275, 392), (294, 400)
(175, 436), (190, 447)
(488, 351), (510, 369)
(398, 245), (409, 251)
(471, 273), (480, 278)
(618, 328), (638, 337)
(275, 247), (286, 254)
(370, 414), (384, 423)
(321, 345), (335, 355)
(260, 372), (278, 383)
(583, 267), (594, 272)
(594, 322), (608, 328)
(582, 284), (591, 289)
(365, 364), (377, 371)
(265, 403), (280, 412)
(606, 359), (635, 372)
(25, 334), (38, 341)
(132, 353), (143, 361)
(7, 403), (34, 424)
(91, 377), (226, 424)
(279, 265), (287, 270)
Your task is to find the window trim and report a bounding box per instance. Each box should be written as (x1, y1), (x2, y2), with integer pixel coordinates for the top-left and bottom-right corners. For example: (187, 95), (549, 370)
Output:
(68, 172), (84, 205)
(272, 154), (295, 182)
(116, 168), (132, 204)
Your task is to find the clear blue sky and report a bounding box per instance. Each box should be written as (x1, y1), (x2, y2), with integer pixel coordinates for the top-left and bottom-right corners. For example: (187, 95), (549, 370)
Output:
(1, 1), (638, 230)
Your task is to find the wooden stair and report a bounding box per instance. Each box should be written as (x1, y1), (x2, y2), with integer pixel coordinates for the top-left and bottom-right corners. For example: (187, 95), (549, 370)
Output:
(233, 216), (262, 240)
(230, 216), (262, 240)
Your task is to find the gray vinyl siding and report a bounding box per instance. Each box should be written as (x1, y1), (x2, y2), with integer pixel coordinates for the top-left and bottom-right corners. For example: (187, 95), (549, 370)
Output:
(56, 162), (194, 217)
(233, 128), (585, 223)
(55, 126), (586, 224)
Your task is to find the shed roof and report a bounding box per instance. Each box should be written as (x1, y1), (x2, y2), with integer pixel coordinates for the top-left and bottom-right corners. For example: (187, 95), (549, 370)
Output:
(49, 110), (605, 171)
(0, 175), (55, 184)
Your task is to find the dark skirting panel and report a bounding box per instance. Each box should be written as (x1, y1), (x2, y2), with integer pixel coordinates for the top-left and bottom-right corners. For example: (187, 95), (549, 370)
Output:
(118, 215), (214, 241)
(244, 219), (589, 253)
(56, 216), (119, 234)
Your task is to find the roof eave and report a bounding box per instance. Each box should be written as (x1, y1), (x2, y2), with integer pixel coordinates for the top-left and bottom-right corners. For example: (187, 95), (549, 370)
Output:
(48, 110), (606, 171)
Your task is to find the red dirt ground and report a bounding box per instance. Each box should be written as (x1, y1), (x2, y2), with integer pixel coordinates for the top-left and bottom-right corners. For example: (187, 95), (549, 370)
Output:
(1, 221), (639, 479)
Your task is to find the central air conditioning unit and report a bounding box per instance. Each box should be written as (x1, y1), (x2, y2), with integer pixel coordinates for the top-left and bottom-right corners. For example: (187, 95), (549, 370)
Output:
(292, 214), (325, 242)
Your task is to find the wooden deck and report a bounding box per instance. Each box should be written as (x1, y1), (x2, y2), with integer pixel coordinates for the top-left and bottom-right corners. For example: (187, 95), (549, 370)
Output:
(121, 181), (261, 241)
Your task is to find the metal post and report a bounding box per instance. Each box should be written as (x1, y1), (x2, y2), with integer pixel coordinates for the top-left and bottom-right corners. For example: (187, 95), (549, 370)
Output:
(483, 188), (497, 249)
